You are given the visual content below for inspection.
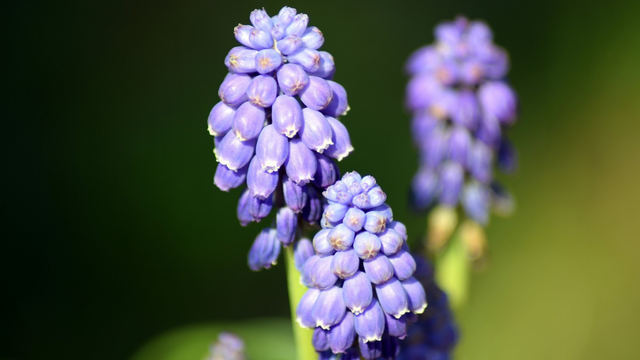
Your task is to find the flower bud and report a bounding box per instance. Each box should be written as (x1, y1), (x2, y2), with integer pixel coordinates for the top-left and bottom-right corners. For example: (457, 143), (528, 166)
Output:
(248, 192), (273, 221)
(255, 49), (282, 74)
(309, 51), (336, 79)
(469, 141), (493, 184)
(312, 286), (346, 329)
(324, 203), (348, 223)
(247, 157), (278, 199)
(384, 313), (407, 339)
(283, 174), (307, 212)
(302, 186), (322, 224)
(312, 327), (330, 352)
(207, 101), (236, 136)
(300, 76), (333, 111)
(249, 8), (273, 32)
(247, 228), (280, 270)
(310, 255), (338, 290)
(276, 64), (309, 96)
(343, 271), (373, 314)
(215, 130), (257, 171)
(285, 138), (317, 185)
(276, 34), (302, 55)
(288, 48), (321, 72)
(363, 253), (394, 285)
(276, 207), (297, 246)
(352, 186), (386, 210)
(233, 24), (254, 48)
(377, 228), (403, 256)
(232, 102), (265, 141)
(214, 163), (247, 192)
(324, 117), (353, 161)
(388, 249), (416, 281)
(247, 75), (277, 108)
(313, 152), (339, 188)
(218, 73), (251, 107)
(224, 46), (258, 74)
(387, 221), (407, 241)
(296, 288), (320, 328)
(439, 162), (464, 206)
(272, 94), (303, 137)
(254, 125), (288, 173)
(249, 28), (273, 50)
(322, 81), (348, 118)
(270, 23), (285, 41)
(313, 229), (336, 256)
(328, 224), (355, 251)
(294, 238), (314, 271)
(301, 26), (324, 49)
(285, 13), (309, 37)
(342, 207), (365, 232)
(375, 278), (409, 318)
(329, 312), (355, 354)
(301, 255), (321, 287)
(277, 6), (296, 27)
(331, 248), (359, 279)
(364, 211), (387, 234)
(358, 336), (382, 360)
(402, 277), (428, 314)
(300, 108), (334, 152)
(353, 232), (381, 260)
(354, 300), (385, 342)
(479, 80), (517, 125)
(236, 189), (253, 226)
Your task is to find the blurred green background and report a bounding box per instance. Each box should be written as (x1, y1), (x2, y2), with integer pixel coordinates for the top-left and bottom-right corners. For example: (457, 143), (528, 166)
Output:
(4, 0), (640, 359)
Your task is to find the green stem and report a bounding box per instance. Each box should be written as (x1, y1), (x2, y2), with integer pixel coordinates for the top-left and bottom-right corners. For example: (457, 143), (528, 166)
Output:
(434, 227), (469, 310)
(284, 246), (316, 360)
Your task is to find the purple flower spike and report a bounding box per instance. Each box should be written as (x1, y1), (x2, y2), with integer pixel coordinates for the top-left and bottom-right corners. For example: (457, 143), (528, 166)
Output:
(285, 13), (309, 37)
(247, 75), (278, 108)
(312, 286), (346, 330)
(218, 73), (251, 107)
(329, 312), (356, 354)
(331, 248), (359, 279)
(247, 157), (278, 199)
(313, 229), (336, 256)
(207, 101), (236, 137)
(451, 90), (480, 130)
(232, 102), (265, 141)
(224, 46), (258, 74)
(363, 253), (394, 285)
(384, 313), (407, 339)
(288, 48), (321, 72)
(354, 300), (385, 342)
(411, 167), (439, 210)
(343, 271), (373, 314)
(283, 174), (307, 212)
(463, 181), (490, 225)
(343, 207), (365, 232)
(353, 232), (381, 260)
(277, 34), (303, 55)
(272, 94), (303, 137)
(300, 76), (333, 111)
(388, 249), (416, 281)
(377, 228), (403, 256)
(233, 24), (254, 48)
(324, 117), (354, 161)
(313, 153), (339, 188)
(449, 126), (472, 167)
(215, 130), (256, 171)
(214, 163), (247, 192)
(249, 28), (273, 50)
(310, 255), (338, 290)
(439, 162), (464, 206)
(300, 108), (334, 152)
(249, 8), (273, 32)
(469, 141), (494, 184)
(301, 26), (324, 50)
(328, 224), (355, 251)
(255, 49), (282, 74)
(236, 189), (253, 226)
(255, 125), (288, 173)
(247, 193), (273, 221)
(479, 81), (517, 125)
(358, 337), (382, 360)
(285, 138), (318, 185)
(276, 207), (298, 246)
(297, 288), (320, 328)
(313, 327), (330, 352)
(375, 278), (409, 319)
(364, 211), (387, 234)
(276, 64), (309, 96)
(309, 51), (336, 79)
(294, 238), (314, 271)
(322, 81), (349, 118)
(402, 277), (428, 314)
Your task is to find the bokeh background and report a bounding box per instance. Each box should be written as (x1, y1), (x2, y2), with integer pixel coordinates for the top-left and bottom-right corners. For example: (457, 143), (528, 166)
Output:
(4, 0), (640, 359)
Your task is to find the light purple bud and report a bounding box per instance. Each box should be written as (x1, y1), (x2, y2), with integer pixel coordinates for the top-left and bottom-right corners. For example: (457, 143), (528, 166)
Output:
(384, 313), (407, 339)
(324, 203), (348, 223)
(377, 228), (403, 256)
(216, 130), (257, 171)
(283, 174), (307, 212)
(296, 288), (320, 328)
(248, 193), (273, 221)
(463, 182), (490, 225)
(301, 26), (324, 49)
(341, 172), (361, 187)
(439, 162), (464, 206)
(388, 249), (416, 281)
(469, 141), (493, 184)
(312, 327), (330, 352)
(247, 75), (277, 108)
(255, 49), (282, 74)
(208, 101), (236, 137)
(364, 211), (387, 234)
(276, 34), (302, 55)
(371, 204), (393, 222)
(218, 73), (251, 107)
(247, 157), (278, 200)
(232, 102), (265, 141)
(308, 51), (336, 79)
(276, 207), (297, 246)
(411, 167), (439, 210)
(312, 286), (346, 330)
(301, 254), (321, 287)
(451, 90), (481, 130)
(328, 312), (355, 354)
(324, 117), (353, 161)
(285, 13), (309, 37)
(363, 253), (394, 285)
(214, 163), (247, 192)
(342, 207), (365, 232)
(276, 64), (309, 96)
(250, 9), (273, 32)
(236, 189), (253, 226)
(278, 6), (296, 27)
(224, 46), (258, 74)
(313, 229), (336, 256)
(449, 126), (472, 167)
(272, 94), (303, 137)
(354, 300), (385, 342)
(359, 176), (376, 192)
(343, 271), (373, 315)
(233, 24), (254, 48)
(479, 81), (518, 125)
(300, 108), (334, 152)
(348, 182), (363, 196)
(288, 48), (321, 72)
(402, 277), (428, 314)
(254, 125), (288, 173)
(270, 23), (285, 40)
(249, 28), (273, 50)
(294, 238), (314, 271)
(285, 138), (317, 185)
(328, 224), (355, 251)
(310, 255), (338, 290)
(331, 248), (359, 279)
(302, 186), (322, 224)
(300, 76), (333, 111)
(248, 228), (280, 270)
(313, 152), (339, 188)
(352, 186), (387, 210)
(498, 138), (518, 174)
(375, 278), (409, 319)
(353, 232), (381, 260)
(321, 81), (348, 118)
(358, 337), (382, 360)
(387, 221), (407, 241)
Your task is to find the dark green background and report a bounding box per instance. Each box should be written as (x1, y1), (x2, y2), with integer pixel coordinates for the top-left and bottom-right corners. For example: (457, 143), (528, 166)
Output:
(4, 0), (640, 359)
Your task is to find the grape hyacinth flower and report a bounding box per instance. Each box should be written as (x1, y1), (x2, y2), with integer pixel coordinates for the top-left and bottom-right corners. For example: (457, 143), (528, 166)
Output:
(406, 16), (518, 228)
(207, 332), (247, 360)
(208, 6), (353, 270)
(297, 172), (428, 359)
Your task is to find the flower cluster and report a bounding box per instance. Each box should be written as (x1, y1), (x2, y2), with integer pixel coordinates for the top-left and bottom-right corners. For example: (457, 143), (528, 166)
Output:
(296, 172), (427, 359)
(207, 6), (353, 270)
(406, 16), (518, 225)
(397, 257), (458, 360)
(207, 332), (247, 360)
